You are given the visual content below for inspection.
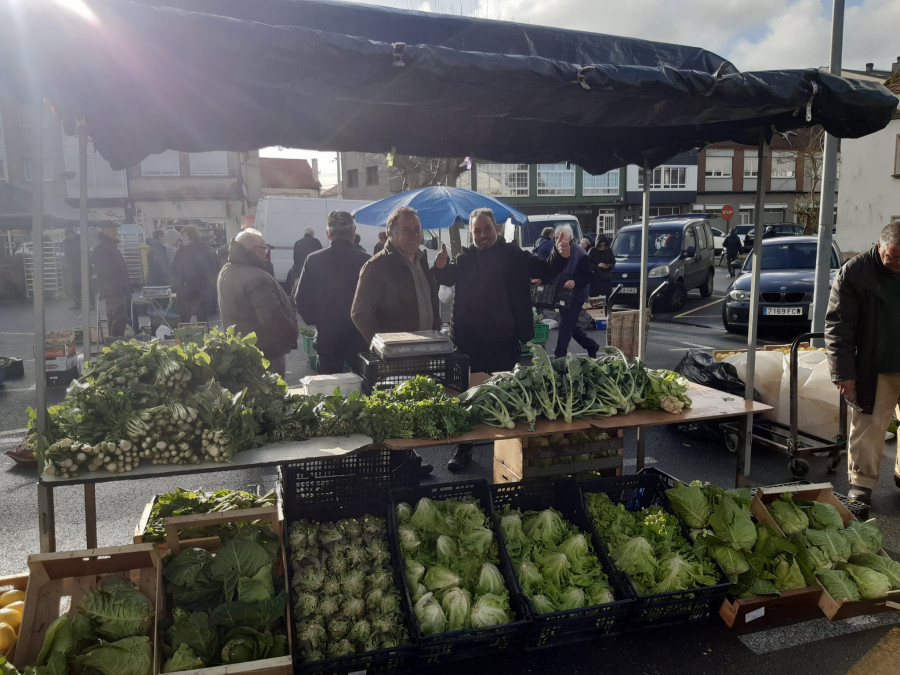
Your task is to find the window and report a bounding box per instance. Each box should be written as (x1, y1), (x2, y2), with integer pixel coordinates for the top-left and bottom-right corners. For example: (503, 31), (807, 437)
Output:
(478, 163), (529, 197)
(189, 151), (228, 176)
(598, 211), (615, 235)
(537, 164), (575, 196)
(347, 168), (359, 188)
(24, 159), (54, 182)
(365, 166), (379, 186)
(141, 150), (181, 176)
(583, 169), (619, 196)
(771, 151), (796, 179)
(894, 135), (900, 177)
(62, 135), (129, 199)
(705, 156), (732, 178)
(744, 156), (758, 178)
(637, 166), (687, 189)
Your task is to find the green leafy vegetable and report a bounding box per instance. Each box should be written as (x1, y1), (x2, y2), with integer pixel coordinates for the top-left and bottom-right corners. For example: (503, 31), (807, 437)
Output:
(666, 483), (710, 530)
(77, 576), (154, 642)
(767, 495), (809, 536)
(804, 501), (844, 531)
(73, 636), (152, 675)
(816, 569), (860, 601)
(850, 553), (900, 589)
(843, 564), (891, 600)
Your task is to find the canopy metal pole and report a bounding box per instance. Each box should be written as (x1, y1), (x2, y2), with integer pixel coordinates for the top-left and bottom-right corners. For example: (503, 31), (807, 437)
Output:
(736, 132), (769, 486)
(79, 123), (93, 359)
(635, 157), (652, 472)
(811, 0), (844, 338)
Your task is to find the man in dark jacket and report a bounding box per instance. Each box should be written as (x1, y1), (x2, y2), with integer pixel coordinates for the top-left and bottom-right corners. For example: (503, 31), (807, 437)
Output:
(63, 227), (83, 309)
(295, 211), (370, 374)
(723, 228), (742, 277)
(533, 227), (556, 259)
(146, 229), (171, 286)
(825, 222), (900, 505)
(352, 206), (439, 476)
(586, 236), (615, 299)
(434, 207), (570, 469)
(555, 228), (599, 358)
(218, 229), (299, 376)
(92, 221), (131, 337)
(171, 225), (219, 325)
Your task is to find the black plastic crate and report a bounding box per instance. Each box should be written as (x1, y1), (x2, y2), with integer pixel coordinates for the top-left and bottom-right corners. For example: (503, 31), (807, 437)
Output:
(356, 351), (469, 394)
(284, 497), (419, 674)
(530, 282), (575, 309)
(388, 480), (530, 666)
(489, 479), (634, 649)
(577, 474), (732, 630)
(279, 449), (421, 522)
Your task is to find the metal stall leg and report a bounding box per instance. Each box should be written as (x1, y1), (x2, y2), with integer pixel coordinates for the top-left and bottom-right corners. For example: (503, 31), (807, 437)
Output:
(84, 483), (98, 549)
(38, 483), (56, 553)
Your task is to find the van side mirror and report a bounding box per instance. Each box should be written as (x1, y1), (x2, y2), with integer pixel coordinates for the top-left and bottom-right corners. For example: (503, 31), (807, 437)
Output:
(730, 260), (742, 270)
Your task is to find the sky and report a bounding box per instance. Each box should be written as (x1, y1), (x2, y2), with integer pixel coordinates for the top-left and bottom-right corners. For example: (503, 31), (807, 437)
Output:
(263, 0), (899, 186)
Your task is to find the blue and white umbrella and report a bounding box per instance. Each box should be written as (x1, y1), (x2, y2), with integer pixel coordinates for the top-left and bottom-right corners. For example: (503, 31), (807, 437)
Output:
(352, 186), (528, 229)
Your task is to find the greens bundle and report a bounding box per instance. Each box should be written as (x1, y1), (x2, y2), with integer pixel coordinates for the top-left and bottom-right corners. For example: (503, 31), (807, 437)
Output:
(288, 515), (409, 662)
(498, 506), (615, 614)
(160, 528), (289, 671)
(584, 492), (720, 595)
(396, 496), (514, 634)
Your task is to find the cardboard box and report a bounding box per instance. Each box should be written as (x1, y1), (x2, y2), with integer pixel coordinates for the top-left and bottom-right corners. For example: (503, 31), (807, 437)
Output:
(44, 355), (77, 371)
(13, 545), (160, 671)
(493, 429), (623, 483)
(44, 329), (76, 358)
(299, 373), (363, 397)
(752, 483), (900, 620)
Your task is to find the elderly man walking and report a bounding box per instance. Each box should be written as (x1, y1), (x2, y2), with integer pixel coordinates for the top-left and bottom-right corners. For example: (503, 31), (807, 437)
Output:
(295, 211), (370, 374)
(218, 229), (299, 377)
(825, 222), (900, 505)
(433, 207), (570, 469)
(92, 220), (132, 337)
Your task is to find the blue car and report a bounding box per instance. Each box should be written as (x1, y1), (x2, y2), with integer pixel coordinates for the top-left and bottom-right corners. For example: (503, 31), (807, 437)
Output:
(722, 236), (844, 332)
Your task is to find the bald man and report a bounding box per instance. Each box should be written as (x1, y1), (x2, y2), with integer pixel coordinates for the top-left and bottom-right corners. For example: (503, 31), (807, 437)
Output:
(218, 229), (299, 376)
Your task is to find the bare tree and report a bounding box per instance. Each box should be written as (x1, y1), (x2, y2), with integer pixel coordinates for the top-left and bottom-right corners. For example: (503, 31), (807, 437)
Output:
(786, 127), (831, 234)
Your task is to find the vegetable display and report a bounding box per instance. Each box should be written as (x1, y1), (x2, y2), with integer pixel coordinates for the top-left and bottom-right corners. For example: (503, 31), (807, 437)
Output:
(395, 497), (514, 634)
(287, 515), (410, 662)
(140, 488), (277, 543)
(159, 527), (289, 671)
(761, 494), (900, 603)
(584, 492), (720, 595)
(459, 345), (691, 431)
(497, 506), (616, 613)
(522, 430), (619, 469)
(11, 576), (154, 675)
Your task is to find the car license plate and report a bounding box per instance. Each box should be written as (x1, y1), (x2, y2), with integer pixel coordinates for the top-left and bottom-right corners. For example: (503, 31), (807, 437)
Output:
(763, 307), (803, 316)
(620, 287), (638, 294)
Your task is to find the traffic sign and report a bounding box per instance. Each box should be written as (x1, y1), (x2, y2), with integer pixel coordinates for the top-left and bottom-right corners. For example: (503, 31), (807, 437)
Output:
(721, 204), (734, 221)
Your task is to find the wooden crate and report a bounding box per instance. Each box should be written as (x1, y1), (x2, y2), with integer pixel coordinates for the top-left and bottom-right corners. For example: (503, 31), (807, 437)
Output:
(607, 309), (649, 359)
(719, 587), (822, 628)
(493, 429), (623, 483)
(752, 483), (900, 621)
(0, 573), (28, 661)
(12, 544), (160, 670)
(157, 506), (292, 675)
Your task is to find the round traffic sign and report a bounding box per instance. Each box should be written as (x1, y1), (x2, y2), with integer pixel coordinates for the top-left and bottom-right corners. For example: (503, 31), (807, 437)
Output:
(721, 204), (734, 221)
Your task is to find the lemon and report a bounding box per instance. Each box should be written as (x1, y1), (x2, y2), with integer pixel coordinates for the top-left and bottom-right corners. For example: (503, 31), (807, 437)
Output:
(0, 590), (24, 608)
(3, 601), (23, 618)
(0, 608), (21, 631)
(0, 622), (15, 653)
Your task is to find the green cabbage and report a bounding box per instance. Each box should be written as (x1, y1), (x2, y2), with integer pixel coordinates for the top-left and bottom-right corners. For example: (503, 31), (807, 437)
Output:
(841, 520), (883, 557)
(653, 553), (716, 593)
(772, 555), (807, 591)
(816, 569), (860, 601)
(843, 564), (891, 600)
(709, 496), (757, 551)
(74, 636), (152, 675)
(162, 644), (204, 673)
(850, 553), (900, 589)
(666, 482), (710, 530)
(806, 527), (851, 564)
(469, 593), (510, 627)
(711, 545), (750, 580)
(77, 576), (154, 642)
(767, 495), (809, 536)
(805, 501), (844, 530)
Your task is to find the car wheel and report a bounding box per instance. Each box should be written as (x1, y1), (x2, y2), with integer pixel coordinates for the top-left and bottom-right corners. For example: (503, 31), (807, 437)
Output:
(722, 304), (742, 334)
(665, 281), (687, 312)
(699, 269), (714, 298)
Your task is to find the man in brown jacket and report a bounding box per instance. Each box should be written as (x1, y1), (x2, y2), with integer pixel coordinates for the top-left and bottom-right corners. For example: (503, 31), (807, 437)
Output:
(825, 222), (900, 505)
(351, 206), (439, 475)
(218, 229), (299, 377)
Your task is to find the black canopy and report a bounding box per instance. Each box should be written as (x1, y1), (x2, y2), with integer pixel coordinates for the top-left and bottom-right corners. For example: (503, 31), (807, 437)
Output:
(3, 0), (896, 171)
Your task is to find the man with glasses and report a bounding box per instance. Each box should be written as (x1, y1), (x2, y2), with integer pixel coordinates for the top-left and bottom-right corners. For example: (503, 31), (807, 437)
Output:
(825, 222), (900, 505)
(218, 229), (298, 376)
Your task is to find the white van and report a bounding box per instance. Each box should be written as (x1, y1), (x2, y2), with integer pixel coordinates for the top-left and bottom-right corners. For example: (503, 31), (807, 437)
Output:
(502, 214), (583, 252)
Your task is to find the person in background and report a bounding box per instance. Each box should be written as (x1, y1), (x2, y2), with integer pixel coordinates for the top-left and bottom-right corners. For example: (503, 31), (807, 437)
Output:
(171, 225), (219, 325)
(434, 208), (570, 470)
(295, 211), (370, 374)
(293, 226), (322, 274)
(352, 206), (440, 477)
(63, 227), (83, 309)
(533, 226), (556, 259)
(92, 221), (131, 337)
(218, 229), (299, 377)
(762, 225), (778, 240)
(585, 236), (615, 300)
(352, 233), (367, 252)
(723, 228), (742, 277)
(373, 231), (388, 255)
(825, 222), (900, 506)
(554, 225), (599, 359)
(146, 229), (171, 286)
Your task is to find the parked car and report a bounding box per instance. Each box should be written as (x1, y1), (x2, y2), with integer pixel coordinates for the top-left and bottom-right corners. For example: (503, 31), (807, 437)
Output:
(742, 222), (805, 251)
(711, 227), (726, 255)
(610, 215), (716, 311)
(502, 214), (583, 252)
(721, 236), (844, 333)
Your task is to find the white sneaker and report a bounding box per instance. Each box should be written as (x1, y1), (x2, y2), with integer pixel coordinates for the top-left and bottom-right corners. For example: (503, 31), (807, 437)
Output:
(886, 431), (896, 442)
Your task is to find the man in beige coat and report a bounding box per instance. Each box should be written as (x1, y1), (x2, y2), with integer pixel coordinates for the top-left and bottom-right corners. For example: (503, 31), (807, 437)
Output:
(218, 229), (298, 376)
